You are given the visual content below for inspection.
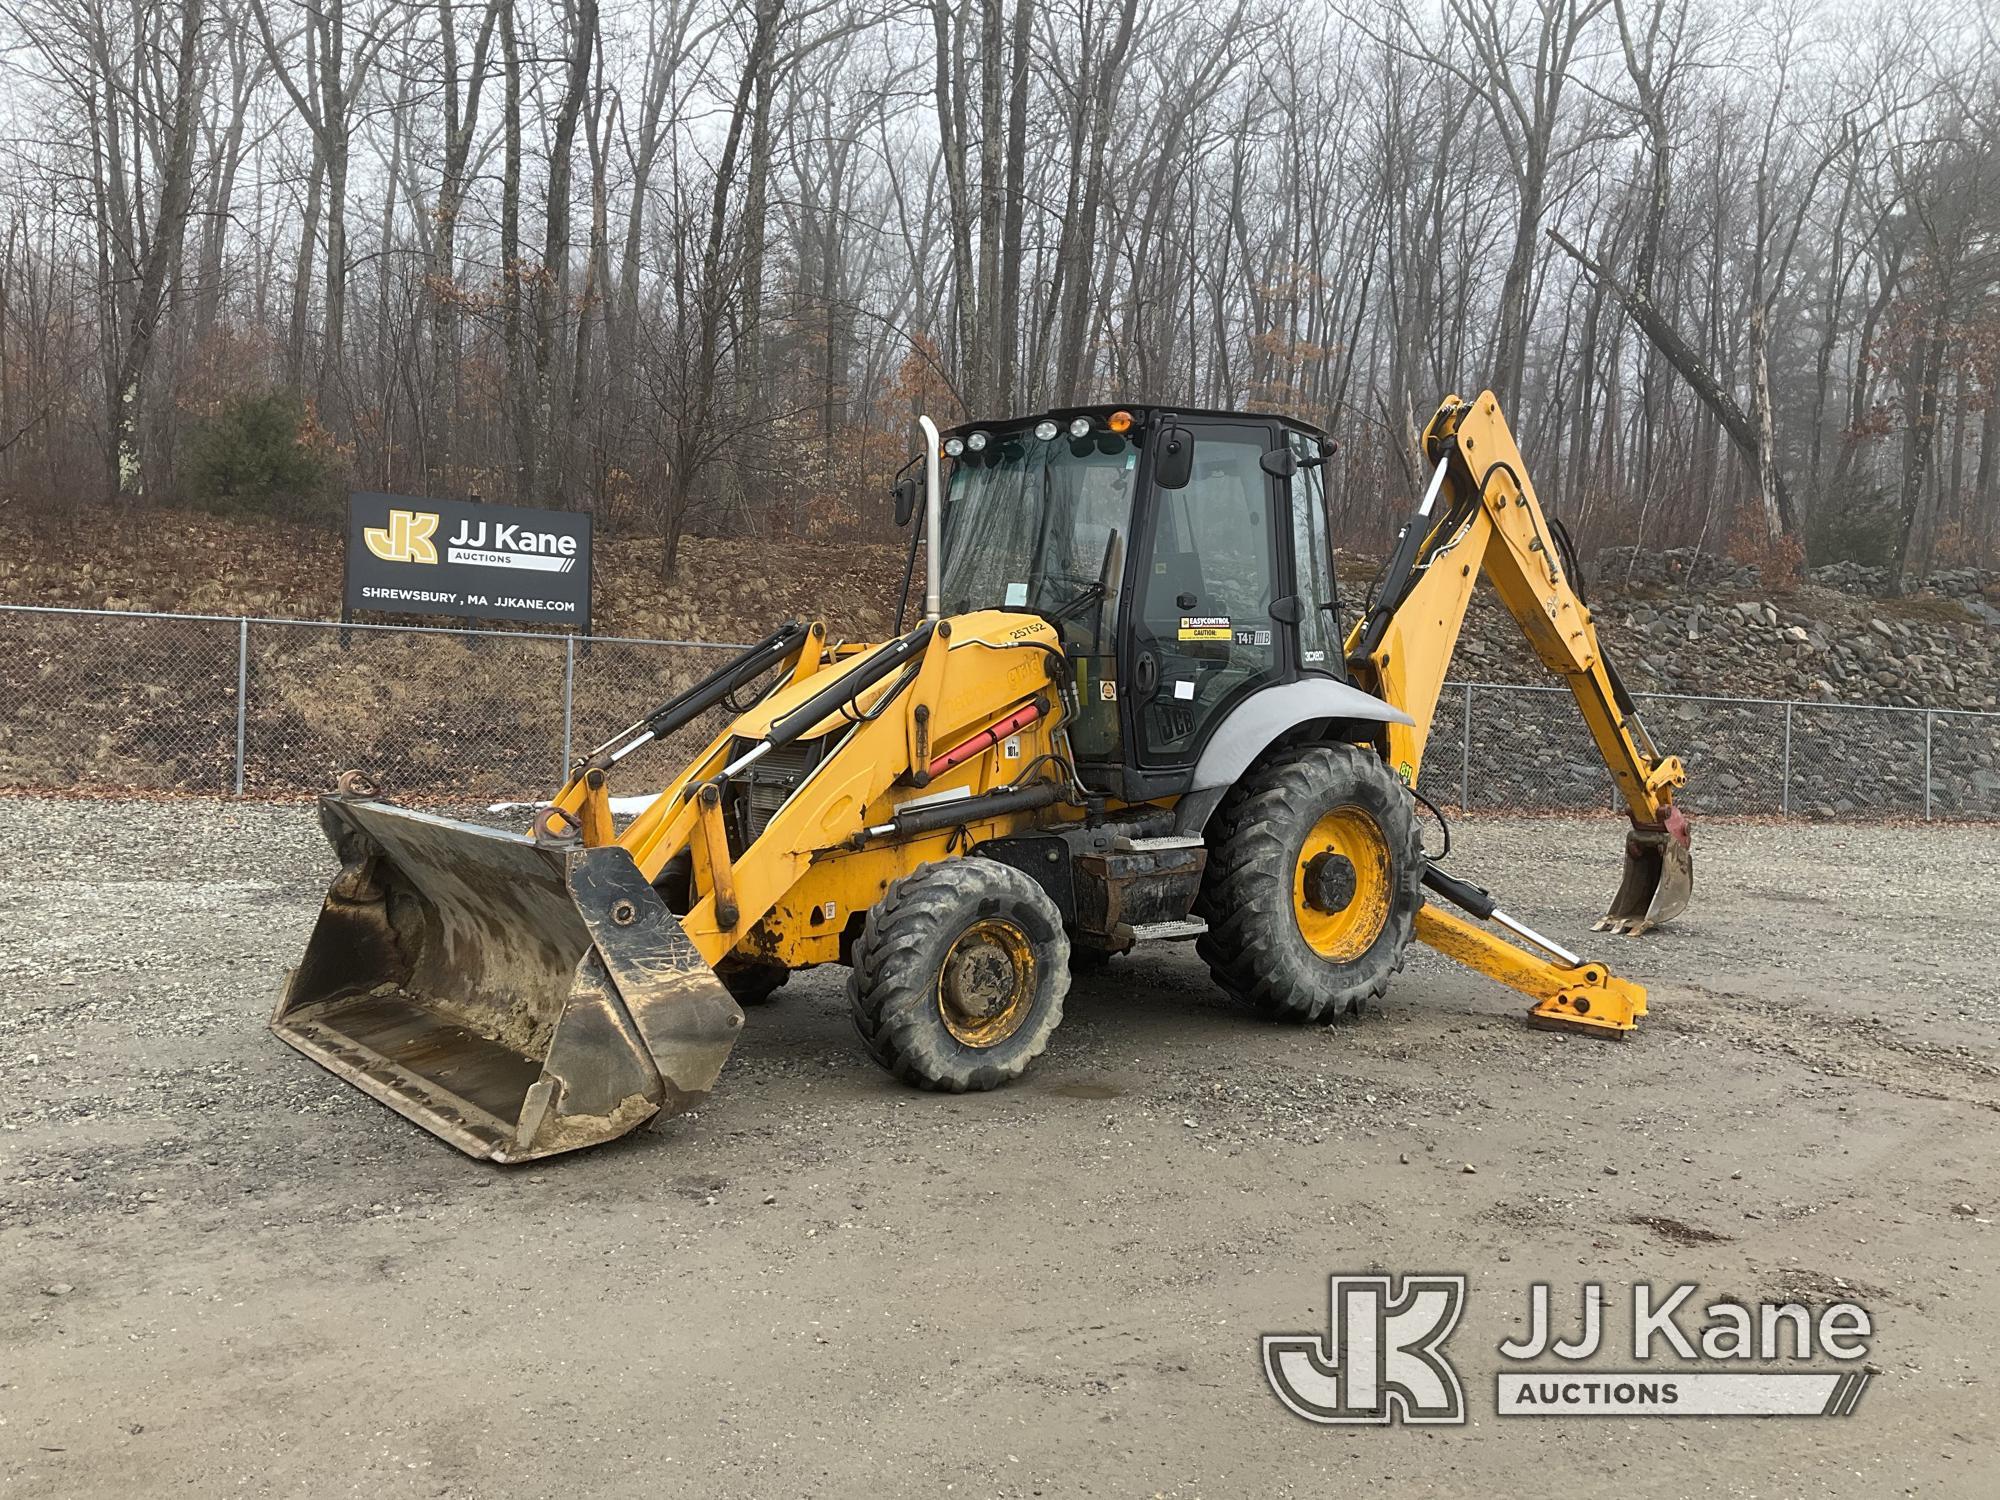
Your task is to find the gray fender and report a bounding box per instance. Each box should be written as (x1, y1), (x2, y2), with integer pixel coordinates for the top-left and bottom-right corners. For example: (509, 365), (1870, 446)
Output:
(1172, 679), (1413, 834)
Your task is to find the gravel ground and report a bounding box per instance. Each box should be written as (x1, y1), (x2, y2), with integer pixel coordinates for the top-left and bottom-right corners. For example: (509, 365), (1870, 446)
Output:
(3, 797), (1997, 1498)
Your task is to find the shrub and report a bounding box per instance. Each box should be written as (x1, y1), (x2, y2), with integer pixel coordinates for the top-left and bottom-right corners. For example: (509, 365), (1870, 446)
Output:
(179, 390), (340, 525)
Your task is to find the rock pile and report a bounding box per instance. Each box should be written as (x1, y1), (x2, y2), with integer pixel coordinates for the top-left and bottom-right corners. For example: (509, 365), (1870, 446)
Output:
(1593, 545), (1760, 591)
(1435, 551), (2000, 819)
(1808, 560), (2000, 601)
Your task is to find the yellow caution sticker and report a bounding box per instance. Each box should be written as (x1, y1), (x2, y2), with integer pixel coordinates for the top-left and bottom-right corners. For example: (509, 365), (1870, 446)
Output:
(1178, 615), (1231, 642)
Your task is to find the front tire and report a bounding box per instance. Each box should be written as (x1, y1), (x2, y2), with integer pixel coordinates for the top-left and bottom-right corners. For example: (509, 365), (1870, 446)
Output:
(848, 859), (1070, 1091)
(1197, 743), (1422, 1022)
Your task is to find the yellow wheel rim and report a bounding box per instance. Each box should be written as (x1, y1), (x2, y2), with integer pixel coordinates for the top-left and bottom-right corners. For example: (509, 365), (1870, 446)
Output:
(1293, 806), (1392, 960)
(938, 919), (1038, 1046)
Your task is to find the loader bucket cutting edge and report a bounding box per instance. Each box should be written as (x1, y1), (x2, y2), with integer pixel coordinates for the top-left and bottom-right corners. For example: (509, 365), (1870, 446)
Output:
(271, 796), (743, 1162)
(1596, 806), (1694, 936)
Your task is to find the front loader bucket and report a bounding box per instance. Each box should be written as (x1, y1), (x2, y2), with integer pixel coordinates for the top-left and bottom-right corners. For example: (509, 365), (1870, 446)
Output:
(1596, 806), (1694, 936)
(272, 796), (743, 1162)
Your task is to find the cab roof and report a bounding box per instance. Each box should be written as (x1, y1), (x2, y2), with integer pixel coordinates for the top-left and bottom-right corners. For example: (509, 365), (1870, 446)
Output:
(942, 404), (1334, 445)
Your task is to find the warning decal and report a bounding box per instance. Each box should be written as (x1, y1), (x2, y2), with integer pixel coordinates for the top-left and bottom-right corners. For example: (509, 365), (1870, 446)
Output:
(1178, 615), (1231, 642)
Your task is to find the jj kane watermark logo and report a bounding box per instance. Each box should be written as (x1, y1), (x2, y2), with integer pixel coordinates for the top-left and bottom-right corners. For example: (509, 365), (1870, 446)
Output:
(363, 508), (439, 564)
(1263, 1275), (1468, 1424)
(1264, 1274), (1873, 1424)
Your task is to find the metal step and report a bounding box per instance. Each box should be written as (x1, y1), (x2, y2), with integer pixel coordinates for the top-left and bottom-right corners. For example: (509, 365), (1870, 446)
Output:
(1130, 918), (1207, 943)
(1123, 835), (1206, 852)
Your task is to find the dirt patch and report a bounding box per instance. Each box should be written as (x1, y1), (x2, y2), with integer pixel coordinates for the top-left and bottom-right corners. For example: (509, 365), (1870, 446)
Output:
(1628, 1213), (1735, 1246)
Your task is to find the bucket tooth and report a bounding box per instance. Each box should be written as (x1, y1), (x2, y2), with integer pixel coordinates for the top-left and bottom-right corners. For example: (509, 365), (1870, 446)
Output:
(271, 797), (742, 1162)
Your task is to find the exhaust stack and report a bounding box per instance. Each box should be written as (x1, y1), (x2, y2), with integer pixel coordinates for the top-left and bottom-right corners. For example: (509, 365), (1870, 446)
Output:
(918, 414), (943, 621)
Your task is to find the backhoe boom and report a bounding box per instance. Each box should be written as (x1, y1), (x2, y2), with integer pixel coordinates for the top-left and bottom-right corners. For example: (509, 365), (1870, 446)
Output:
(1346, 391), (1693, 937)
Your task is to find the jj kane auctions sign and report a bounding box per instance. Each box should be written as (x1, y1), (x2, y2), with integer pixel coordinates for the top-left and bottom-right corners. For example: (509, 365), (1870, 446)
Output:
(345, 492), (592, 628)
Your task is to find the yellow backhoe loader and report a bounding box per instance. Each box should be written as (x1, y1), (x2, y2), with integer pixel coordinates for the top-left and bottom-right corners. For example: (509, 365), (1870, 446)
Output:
(272, 392), (1693, 1161)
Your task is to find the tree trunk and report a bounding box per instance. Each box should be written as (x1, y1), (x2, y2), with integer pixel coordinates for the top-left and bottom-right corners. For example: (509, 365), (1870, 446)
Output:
(930, 0), (979, 406)
(563, 68), (614, 509)
(996, 0), (1034, 408)
(1748, 307), (1783, 543)
(1890, 303), (1949, 595)
(288, 144), (325, 390)
(195, 32), (257, 345)
(500, 0), (527, 498)
(1975, 393), (1998, 562)
(427, 0), (500, 493)
(1051, 0), (1139, 404)
(318, 0), (350, 407)
(110, 0), (205, 500)
(660, 0), (780, 580)
(535, 0), (597, 500)
(732, 1), (778, 521)
(1549, 228), (1797, 536)
(973, 0), (1004, 410)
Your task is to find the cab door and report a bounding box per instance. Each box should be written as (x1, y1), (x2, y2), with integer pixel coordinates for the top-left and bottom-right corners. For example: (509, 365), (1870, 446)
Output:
(1127, 421), (1286, 767)
(1286, 427), (1342, 675)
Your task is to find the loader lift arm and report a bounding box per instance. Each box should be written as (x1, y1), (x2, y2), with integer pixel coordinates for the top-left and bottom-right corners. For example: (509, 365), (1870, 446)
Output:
(1343, 391), (1693, 1031)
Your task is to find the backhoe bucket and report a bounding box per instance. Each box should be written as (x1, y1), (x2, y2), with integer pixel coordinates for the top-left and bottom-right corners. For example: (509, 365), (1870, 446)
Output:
(272, 796), (743, 1162)
(1596, 807), (1694, 936)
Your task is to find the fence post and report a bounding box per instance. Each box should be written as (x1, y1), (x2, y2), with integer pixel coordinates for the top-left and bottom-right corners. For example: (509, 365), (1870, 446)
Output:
(234, 617), (249, 798)
(1460, 683), (1473, 813)
(1780, 700), (1793, 817)
(1923, 709), (1934, 821)
(561, 634), (576, 782)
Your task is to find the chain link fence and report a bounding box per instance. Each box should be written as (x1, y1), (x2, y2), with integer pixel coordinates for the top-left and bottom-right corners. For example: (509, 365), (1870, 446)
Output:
(3, 603), (1997, 818)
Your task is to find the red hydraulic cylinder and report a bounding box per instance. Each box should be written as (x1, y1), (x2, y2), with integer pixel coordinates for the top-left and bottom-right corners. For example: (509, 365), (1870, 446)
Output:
(927, 701), (1044, 778)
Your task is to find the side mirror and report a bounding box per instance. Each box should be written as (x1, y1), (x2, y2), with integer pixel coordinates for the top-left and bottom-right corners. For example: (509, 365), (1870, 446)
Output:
(1154, 418), (1194, 490)
(893, 475), (918, 528)
(1260, 447), (1299, 479)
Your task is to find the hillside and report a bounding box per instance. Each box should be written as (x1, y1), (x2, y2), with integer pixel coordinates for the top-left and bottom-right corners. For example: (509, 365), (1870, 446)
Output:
(1453, 552), (2000, 713)
(6, 515), (1999, 712)
(0, 513), (907, 645)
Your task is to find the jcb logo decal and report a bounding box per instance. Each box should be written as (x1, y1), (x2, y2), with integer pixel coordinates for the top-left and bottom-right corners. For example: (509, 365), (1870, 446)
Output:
(364, 509), (439, 564)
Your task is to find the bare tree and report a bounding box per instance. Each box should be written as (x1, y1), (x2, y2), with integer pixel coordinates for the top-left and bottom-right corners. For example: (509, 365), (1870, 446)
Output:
(0, 0), (1991, 584)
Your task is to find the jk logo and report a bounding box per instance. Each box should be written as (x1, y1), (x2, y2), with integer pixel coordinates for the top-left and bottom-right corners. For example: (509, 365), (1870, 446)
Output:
(364, 508), (439, 564)
(1263, 1274), (1467, 1425)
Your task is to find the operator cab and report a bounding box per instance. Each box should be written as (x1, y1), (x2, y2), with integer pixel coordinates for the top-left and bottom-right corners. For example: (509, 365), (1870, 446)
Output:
(914, 406), (1342, 800)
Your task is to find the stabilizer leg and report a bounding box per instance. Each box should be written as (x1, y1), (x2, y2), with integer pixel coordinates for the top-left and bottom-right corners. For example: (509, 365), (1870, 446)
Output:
(1413, 904), (1647, 1037)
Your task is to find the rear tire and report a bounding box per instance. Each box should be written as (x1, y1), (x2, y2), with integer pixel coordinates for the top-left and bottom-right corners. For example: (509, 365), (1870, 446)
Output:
(1197, 743), (1422, 1022)
(848, 859), (1070, 1091)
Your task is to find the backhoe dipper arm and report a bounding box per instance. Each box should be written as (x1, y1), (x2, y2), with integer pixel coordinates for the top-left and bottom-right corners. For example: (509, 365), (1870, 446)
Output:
(1346, 390), (1693, 941)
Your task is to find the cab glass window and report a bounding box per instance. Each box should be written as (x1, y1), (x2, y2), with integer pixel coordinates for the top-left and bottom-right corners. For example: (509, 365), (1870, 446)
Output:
(1288, 431), (1338, 673)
